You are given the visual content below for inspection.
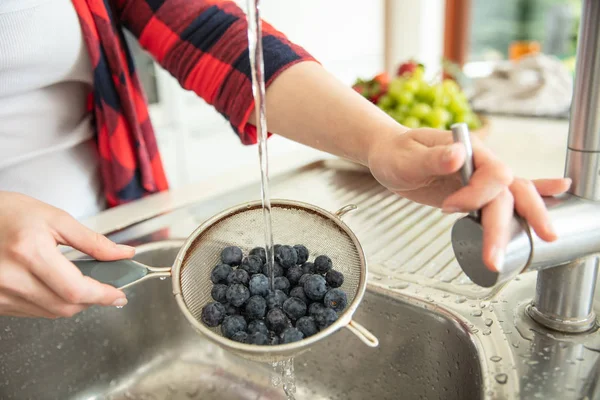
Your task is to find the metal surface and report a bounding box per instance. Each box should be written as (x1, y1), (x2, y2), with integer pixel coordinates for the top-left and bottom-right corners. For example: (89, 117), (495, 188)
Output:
(451, 123), (479, 219)
(451, 0), (600, 334)
(171, 199), (377, 362)
(0, 243), (482, 400)
(452, 194), (600, 284)
(1, 159), (600, 398)
(528, 257), (599, 333)
(73, 258), (171, 290)
(451, 216), (531, 287)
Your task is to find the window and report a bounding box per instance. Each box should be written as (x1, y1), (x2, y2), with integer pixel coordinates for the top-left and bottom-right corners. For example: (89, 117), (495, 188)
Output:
(469, 0), (581, 62)
(445, 0), (582, 66)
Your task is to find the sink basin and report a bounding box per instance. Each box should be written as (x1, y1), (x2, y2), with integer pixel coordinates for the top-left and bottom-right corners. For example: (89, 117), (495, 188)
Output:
(0, 243), (483, 400)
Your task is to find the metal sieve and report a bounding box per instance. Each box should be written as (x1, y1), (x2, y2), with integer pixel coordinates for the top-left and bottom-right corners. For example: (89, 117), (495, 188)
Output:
(72, 199), (378, 363)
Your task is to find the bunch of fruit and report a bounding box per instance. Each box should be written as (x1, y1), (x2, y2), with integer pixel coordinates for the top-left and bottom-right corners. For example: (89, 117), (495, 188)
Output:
(352, 60), (482, 131)
(201, 244), (348, 346)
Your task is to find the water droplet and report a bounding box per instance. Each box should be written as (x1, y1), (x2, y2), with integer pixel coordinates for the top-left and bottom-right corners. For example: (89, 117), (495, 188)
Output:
(471, 310), (483, 317)
(160, 276), (167, 281)
(4, 327), (10, 332)
(483, 328), (492, 336)
(512, 342), (520, 348)
(472, 328), (479, 334)
(480, 301), (489, 309)
(56, 343), (63, 350)
(455, 296), (467, 304)
(495, 373), (508, 384)
(490, 356), (502, 362)
(527, 360), (539, 365)
(543, 346), (550, 352)
(484, 318), (493, 327)
(389, 282), (409, 290)
(442, 293), (450, 298)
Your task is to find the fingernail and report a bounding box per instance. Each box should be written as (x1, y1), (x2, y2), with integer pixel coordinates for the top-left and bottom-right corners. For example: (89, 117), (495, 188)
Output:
(117, 244), (136, 254)
(491, 247), (505, 273)
(112, 298), (128, 307)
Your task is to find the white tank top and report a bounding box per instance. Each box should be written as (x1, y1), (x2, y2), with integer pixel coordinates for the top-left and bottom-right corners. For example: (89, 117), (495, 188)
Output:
(0, 0), (106, 220)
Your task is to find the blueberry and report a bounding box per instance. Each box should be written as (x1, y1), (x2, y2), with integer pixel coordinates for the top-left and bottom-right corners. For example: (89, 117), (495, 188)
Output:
(280, 327), (304, 344)
(221, 315), (247, 338)
(314, 307), (338, 330)
(298, 274), (311, 286)
(225, 303), (241, 316)
(304, 275), (327, 301)
(250, 247), (267, 263)
(293, 245), (309, 265)
(274, 244), (282, 254)
(295, 316), (318, 337)
(249, 274), (270, 297)
(266, 308), (291, 334)
(201, 302), (226, 327)
(266, 290), (288, 310)
(275, 245), (298, 269)
(309, 302), (326, 317)
(241, 255), (264, 275)
(227, 269), (250, 286)
(244, 295), (267, 320)
(249, 332), (268, 345)
(324, 288), (348, 312)
(286, 266), (304, 286)
(268, 331), (280, 345)
(263, 262), (284, 278)
(210, 284), (228, 303)
(226, 284), (250, 307)
(211, 264), (233, 284)
(274, 276), (291, 294)
(221, 246), (243, 266)
(289, 286), (309, 304)
(231, 331), (249, 343)
(283, 297), (307, 321)
(325, 270), (344, 288)
(248, 320), (269, 336)
(314, 255), (333, 274)
(302, 262), (315, 275)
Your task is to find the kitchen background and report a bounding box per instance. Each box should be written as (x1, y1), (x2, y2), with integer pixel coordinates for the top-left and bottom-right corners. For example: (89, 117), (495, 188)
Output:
(123, 0), (582, 189)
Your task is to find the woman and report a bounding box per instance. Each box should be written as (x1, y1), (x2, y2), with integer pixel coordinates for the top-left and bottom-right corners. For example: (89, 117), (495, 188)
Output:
(0, 0), (569, 319)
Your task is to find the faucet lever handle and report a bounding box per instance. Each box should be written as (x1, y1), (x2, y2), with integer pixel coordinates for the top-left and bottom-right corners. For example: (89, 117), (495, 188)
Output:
(451, 123), (479, 220)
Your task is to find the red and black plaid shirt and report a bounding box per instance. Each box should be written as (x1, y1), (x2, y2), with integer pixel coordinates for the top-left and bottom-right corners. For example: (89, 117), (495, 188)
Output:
(71, 0), (315, 207)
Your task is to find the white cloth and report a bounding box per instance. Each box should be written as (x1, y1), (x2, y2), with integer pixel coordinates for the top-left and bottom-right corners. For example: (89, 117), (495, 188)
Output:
(0, 0), (106, 219)
(469, 54), (573, 117)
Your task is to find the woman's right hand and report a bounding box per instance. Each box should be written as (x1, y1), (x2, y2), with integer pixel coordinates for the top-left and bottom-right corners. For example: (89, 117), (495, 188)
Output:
(0, 191), (134, 318)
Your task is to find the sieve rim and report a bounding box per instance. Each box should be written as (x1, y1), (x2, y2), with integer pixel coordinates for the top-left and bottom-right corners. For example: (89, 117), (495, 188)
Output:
(170, 198), (368, 355)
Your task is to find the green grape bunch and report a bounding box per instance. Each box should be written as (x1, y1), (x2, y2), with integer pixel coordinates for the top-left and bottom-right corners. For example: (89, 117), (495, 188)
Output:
(353, 60), (482, 131)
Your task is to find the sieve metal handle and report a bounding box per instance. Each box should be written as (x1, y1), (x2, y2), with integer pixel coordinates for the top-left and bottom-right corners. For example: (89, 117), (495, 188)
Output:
(73, 259), (171, 290)
(345, 320), (379, 347)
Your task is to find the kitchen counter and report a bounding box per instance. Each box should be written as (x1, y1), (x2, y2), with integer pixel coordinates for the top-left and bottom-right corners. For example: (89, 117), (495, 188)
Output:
(82, 115), (570, 235)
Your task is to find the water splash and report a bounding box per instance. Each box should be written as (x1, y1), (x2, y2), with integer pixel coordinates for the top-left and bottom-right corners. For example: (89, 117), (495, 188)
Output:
(271, 358), (296, 399)
(246, 0), (275, 290)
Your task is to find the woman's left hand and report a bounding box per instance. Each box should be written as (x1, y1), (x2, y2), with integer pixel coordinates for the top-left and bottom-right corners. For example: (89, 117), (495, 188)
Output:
(367, 127), (571, 272)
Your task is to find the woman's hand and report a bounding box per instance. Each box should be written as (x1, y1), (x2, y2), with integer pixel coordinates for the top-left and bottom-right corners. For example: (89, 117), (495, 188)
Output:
(367, 128), (571, 272)
(0, 191), (133, 318)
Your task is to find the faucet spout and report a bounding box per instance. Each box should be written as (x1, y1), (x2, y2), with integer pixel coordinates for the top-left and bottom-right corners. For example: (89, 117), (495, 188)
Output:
(451, 0), (600, 334)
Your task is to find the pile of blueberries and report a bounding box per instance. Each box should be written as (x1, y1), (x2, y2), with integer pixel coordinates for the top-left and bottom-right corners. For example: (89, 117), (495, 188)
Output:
(201, 244), (348, 346)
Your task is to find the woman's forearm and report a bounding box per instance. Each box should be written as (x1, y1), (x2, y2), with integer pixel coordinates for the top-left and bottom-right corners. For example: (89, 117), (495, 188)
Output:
(249, 62), (407, 166)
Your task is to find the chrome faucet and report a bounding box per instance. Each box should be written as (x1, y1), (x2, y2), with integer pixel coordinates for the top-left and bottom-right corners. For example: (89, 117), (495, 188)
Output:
(451, 0), (600, 334)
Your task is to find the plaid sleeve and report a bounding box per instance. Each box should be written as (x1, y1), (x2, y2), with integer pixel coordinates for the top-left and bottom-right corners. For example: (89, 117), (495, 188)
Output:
(112, 0), (317, 144)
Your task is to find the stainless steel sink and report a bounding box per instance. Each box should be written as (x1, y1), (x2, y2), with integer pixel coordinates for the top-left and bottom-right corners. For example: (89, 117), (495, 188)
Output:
(0, 242), (482, 400)
(2, 160), (598, 399)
